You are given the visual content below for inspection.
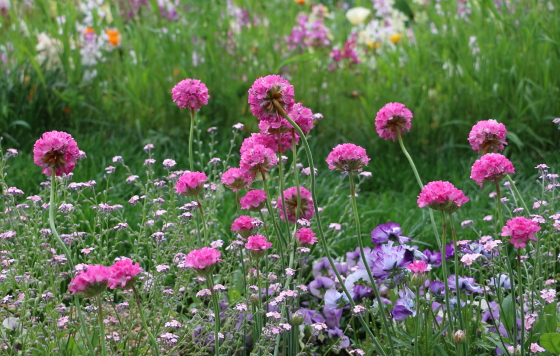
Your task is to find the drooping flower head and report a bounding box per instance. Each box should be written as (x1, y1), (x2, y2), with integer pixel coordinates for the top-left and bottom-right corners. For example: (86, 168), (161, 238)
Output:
(231, 215), (259, 238)
(370, 222), (411, 244)
(69, 265), (111, 297)
(375, 102), (413, 142)
(171, 78), (210, 111)
(240, 133), (278, 154)
(326, 143), (370, 172)
(468, 119), (508, 154)
(221, 168), (252, 192)
(174, 172), (207, 196)
(417, 181), (469, 213)
(295, 228), (318, 245)
(277, 186), (314, 223)
(470, 153), (515, 188)
(240, 144), (279, 178)
(245, 235), (273, 258)
(501, 216), (541, 249)
(240, 190), (267, 211)
(33, 131), (81, 176)
(185, 247), (221, 276)
(248, 75), (295, 122)
(108, 258), (142, 290)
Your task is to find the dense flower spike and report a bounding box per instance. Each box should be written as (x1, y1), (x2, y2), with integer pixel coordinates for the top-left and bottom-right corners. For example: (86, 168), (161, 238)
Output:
(184, 247), (221, 276)
(370, 222), (410, 244)
(69, 265), (111, 297)
(326, 143), (370, 172)
(108, 258), (142, 289)
(417, 181), (469, 213)
(240, 144), (278, 177)
(501, 216), (541, 248)
(295, 228), (318, 245)
(240, 190), (267, 211)
(175, 171), (207, 196)
(248, 75), (295, 122)
(221, 168), (252, 191)
(470, 153), (515, 188)
(277, 186), (315, 223)
(33, 131), (81, 176)
(245, 235), (273, 258)
(375, 102), (413, 141)
(468, 119), (508, 154)
(171, 78), (210, 110)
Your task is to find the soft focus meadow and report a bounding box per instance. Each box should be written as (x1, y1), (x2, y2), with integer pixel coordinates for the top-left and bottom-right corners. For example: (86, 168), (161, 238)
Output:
(1, 0), (560, 356)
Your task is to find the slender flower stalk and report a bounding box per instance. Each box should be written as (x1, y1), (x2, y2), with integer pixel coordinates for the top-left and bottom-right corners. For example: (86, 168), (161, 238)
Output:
(96, 295), (107, 356)
(516, 251), (525, 356)
(449, 214), (468, 355)
(207, 274), (221, 356)
(189, 109), (195, 171)
(439, 211), (456, 346)
(260, 171), (288, 249)
(132, 285), (160, 356)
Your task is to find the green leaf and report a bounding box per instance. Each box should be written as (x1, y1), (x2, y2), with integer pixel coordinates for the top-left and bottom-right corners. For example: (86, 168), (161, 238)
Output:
(8, 120), (31, 129)
(541, 333), (560, 354)
(433, 345), (449, 356)
(544, 302), (557, 333)
(500, 294), (515, 337)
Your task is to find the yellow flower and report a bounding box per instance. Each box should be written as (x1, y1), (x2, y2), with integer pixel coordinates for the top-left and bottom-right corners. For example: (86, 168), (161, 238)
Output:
(366, 41), (382, 50)
(389, 33), (403, 44)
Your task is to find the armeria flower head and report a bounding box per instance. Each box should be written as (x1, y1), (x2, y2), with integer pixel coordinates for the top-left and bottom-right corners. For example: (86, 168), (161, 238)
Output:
(468, 119), (508, 154)
(174, 171), (207, 196)
(417, 181), (469, 213)
(288, 102), (315, 134)
(231, 215), (258, 238)
(171, 78), (210, 111)
(108, 258), (142, 290)
(501, 216), (541, 249)
(277, 186), (314, 223)
(375, 102), (413, 142)
(221, 168), (252, 192)
(33, 131), (81, 176)
(370, 222), (410, 244)
(470, 153), (515, 188)
(69, 265), (111, 298)
(240, 190), (267, 211)
(240, 133), (277, 154)
(240, 144), (278, 178)
(407, 260), (429, 286)
(184, 247), (221, 276)
(248, 75), (295, 122)
(326, 143), (370, 172)
(245, 235), (273, 258)
(295, 228), (317, 245)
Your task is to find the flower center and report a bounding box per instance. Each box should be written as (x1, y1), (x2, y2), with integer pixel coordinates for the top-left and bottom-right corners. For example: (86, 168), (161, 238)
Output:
(41, 149), (66, 168)
(263, 85), (286, 114)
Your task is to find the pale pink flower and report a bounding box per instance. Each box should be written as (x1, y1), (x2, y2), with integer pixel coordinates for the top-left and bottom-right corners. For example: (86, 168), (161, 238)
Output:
(501, 216), (541, 249)
(530, 343), (545, 353)
(174, 172), (207, 196)
(240, 133), (277, 154)
(406, 260), (430, 273)
(240, 190), (267, 211)
(248, 75), (295, 122)
(375, 102), (413, 141)
(417, 181), (469, 213)
(221, 168), (252, 192)
(277, 186), (314, 223)
(68, 265), (111, 297)
(240, 144), (278, 177)
(184, 247), (221, 275)
(461, 253), (483, 266)
(171, 79), (210, 110)
(468, 119), (507, 154)
(470, 153), (515, 188)
(295, 228), (317, 245)
(326, 143), (370, 172)
(33, 131), (80, 176)
(108, 259), (142, 290)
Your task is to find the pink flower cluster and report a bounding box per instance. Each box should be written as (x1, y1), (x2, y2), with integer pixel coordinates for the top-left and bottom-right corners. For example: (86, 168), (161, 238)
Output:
(468, 119), (508, 154)
(295, 228), (317, 245)
(277, 186), (314, 223)
(417, 181), (469, 213)
(501, 217), (541, 249)
(240, 144), (278, 178)
(175, 172), (207, 196)
(221, 168), (252, 192)
(248, 75), (295, 122)
(69, 259), (142, 297)
(245, 235), (273, 251)
(171, 78), (210, 111)
(470, 153), (515, 187)
(108, 259), (142, 289)
(326, 143), (370, 172)
(184, 247), (221, 275)
(406, 261), (429, 273)
(240, 190), (267, 211)
(33, 131), (81, 176)
(231, 215), (257, 238)
(375, 102), (413, 142)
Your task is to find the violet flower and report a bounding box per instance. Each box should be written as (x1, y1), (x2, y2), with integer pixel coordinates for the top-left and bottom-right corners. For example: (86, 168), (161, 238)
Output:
(370, 222), (411, 244)
(391, 287), (416, 321)
(447, 275), (483, 294)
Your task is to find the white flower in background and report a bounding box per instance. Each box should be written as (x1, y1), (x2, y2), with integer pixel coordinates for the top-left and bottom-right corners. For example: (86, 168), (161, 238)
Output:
(36, 32), (63, 70)
(345, 7), (371, 26)
(0, 0), (11, 13)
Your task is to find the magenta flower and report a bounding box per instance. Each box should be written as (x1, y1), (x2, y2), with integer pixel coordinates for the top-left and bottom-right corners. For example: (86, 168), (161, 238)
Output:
(245, 235), (273, 257)
(277, 186), (314, 223)
(171, 79), (210, 111)
(231, 215), (257, 238)
(248, 75), (295, 122)
(289, 102), (315, 134)
(175, 172), (207, 196)
(326, 143), (370, 172)
(470, 153), (515, 188)
(240, 133), (277, 154)
(406, 261), (429, 273)
(108, 259), (142, 290)
(501, 217), (541, 249)
(375, 102), (413, 141)
(240, 190), (267, 211)
(240, 144), (278, 178)
(185, 247), (221, 276)
(69, 265), (111, 297)
(33, 131), (81, 176)
(417, 181), (469, 213)
(295, 228), (317, 245)
(221, 168), (252, 192)
(468, 119), (508, 154)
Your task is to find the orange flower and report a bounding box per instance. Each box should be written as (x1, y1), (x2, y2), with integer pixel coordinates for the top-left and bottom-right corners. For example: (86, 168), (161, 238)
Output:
(105, 29), (121, 47)
(84, 27), (95, 35)
(296, 0), (305, 4)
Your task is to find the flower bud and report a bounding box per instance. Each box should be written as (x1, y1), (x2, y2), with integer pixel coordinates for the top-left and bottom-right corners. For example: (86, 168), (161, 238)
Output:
(410, 273), (428, 288)
(453, 330), (466, 344)
(291, 311), (305, 326)
(249, 294), (260, 306)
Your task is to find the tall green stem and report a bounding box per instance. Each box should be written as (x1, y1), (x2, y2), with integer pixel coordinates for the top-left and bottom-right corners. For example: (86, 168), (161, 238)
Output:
(260, 172), (288, 249)
(517, 252), (525, 356)
(207, 274), (221, 356)
(96, 295), (107, 356)
(189, 109), (195, 171)
(440, 212), (456, 347)
(132, 285), (160, 356)
(494, 180), (504, 230)
(449, 213), (468, 355)
(195, 195), (208, 244)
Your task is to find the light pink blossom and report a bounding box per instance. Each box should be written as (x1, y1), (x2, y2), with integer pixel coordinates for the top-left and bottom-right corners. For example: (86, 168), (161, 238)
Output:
(326, 143), (370, 172)
(171, 79), (210, 111)
(277, 186), (314, 223)
(240, 190), (267, 211)
(174, 172), (207, 196)
(501, 217), (541, 249)
(221, 168), (252, 192)
(248, 75), (295, 122)
(375, 102), (413, 141)
(470, 153), (515, 188)
(468, 119), (508, 154)
(417, 181), (469, 213)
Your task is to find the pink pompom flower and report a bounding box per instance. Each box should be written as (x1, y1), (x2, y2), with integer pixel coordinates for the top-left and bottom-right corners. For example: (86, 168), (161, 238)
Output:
(231, 215), (259, 238)
(171, 79), (210, 111)
(470, 153), (515, 188)
(221, 168), (252, 192)
(240, 144), (279, 178)
(501, 217), (541, 249)
(277, 186), (314, 223)
(375, 102), (413, 141)
(326, 143), (370, 172)
(175, 172), (207, 196)
(108, 258), (142, 290)
(240, 133), (278, 154)
(240, 190), (267, 211)
(417, 181), (469, 213)
(33, 131), (81, 176)
(185, 247), (221, 276)
(295, 228), (317, 245)
(468, 119), (508, 154)
(69, 265), (111, 297)
(245, 235), (273, 258)
(407, 261), (430, 274)
(248, 75), (295, 122)
(289, 102), (315, 134)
